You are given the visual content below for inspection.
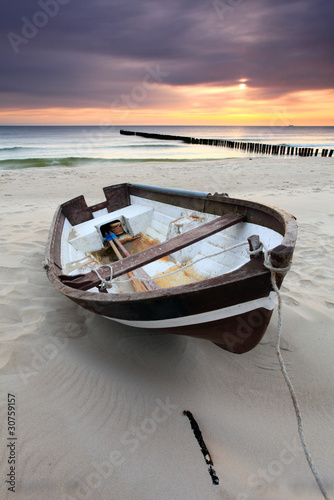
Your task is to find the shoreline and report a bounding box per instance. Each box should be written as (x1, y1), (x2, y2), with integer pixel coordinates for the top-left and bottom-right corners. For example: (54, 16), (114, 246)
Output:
(1, 156), (333, 206)
(1, 150), (334, 171)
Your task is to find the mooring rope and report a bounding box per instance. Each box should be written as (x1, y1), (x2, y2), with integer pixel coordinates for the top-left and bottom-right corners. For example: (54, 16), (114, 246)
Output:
(92, 265), (114, 290)
(261, 245), (330, 500)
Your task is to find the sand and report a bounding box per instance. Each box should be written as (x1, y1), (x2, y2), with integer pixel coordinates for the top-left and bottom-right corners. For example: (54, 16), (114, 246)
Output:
(0, 156), (333, 500)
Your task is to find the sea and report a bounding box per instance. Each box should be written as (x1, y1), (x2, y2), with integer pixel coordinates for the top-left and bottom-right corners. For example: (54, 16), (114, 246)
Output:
(0, 125), (333, 170)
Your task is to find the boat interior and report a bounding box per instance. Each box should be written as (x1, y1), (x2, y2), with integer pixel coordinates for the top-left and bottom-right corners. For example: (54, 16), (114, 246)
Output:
(60, 194), (283, 294)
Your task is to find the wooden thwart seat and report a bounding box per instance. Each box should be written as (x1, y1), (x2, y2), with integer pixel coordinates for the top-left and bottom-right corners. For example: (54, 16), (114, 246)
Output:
(60, 212), (246, 291)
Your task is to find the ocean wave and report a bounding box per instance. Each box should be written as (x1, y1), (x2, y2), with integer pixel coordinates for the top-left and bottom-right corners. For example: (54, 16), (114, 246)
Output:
(0, 146), (28, 151)
(0, 157), (108, 170)
(117, 143), (179, 148)
(0, 156), (197, 170)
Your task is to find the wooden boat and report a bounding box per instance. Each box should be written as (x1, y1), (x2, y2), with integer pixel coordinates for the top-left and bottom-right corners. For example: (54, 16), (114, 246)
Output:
(45, 183), (297, 353)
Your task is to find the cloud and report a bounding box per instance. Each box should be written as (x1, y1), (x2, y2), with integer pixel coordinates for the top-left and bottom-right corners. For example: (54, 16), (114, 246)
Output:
(0, 0), (333, 114)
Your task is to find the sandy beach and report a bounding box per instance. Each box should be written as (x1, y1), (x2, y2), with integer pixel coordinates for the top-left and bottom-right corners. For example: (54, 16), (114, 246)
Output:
(0, 156), (333, 499)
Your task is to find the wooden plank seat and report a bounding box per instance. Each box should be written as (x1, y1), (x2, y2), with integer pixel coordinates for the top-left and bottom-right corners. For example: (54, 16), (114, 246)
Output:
(60, 212), (246, 291)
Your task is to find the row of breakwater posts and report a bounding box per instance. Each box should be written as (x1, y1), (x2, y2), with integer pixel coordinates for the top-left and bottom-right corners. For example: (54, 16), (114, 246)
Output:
(120, 130), (333, 157)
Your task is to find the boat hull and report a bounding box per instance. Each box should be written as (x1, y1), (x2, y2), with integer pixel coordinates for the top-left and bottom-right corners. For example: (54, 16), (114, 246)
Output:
(45, 183), (297, 354)
(110, 307), (273, 354)
(64, 260), (276, 354)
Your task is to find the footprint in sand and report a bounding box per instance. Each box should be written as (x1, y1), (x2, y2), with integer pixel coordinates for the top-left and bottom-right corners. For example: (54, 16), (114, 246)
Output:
(283, 295), (300, 307)
(299, 279), (313, 288)
(287, 270), (299, 279)
(0, 283), (17, 298)
(325, 301), (334, 309)
(21, 306), (45, 326)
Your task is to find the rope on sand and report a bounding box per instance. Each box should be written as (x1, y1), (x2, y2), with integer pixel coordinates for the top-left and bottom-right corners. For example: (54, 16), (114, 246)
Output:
(262, 245), (330, 500)
(183, 410), (220, 485)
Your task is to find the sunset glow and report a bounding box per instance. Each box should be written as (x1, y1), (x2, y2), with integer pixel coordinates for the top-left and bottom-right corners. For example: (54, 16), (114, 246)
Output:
(0, 88), (332, 126)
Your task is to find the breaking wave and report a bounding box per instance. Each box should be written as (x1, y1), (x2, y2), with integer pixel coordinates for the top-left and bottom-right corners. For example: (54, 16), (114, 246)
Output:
(0, 156), (194, 170)
(0, 146), (28, 151)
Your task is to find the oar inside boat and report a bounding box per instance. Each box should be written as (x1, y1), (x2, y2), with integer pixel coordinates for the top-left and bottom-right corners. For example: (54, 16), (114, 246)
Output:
(104, 232), (147, 293)
(107, 232), (160, 291)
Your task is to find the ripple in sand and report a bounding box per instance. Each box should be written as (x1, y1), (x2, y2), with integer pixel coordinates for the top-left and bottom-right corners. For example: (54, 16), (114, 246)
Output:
(46, 312), (88, 338)
(0, 283), (17, 296)
(0, 344), (12, 369)
(0, 254), (23, 268)
(117, 331), (190, 371)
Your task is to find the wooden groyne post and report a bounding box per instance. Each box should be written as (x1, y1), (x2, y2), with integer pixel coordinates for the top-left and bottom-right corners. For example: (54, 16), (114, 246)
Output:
(120, 130), (333, 158)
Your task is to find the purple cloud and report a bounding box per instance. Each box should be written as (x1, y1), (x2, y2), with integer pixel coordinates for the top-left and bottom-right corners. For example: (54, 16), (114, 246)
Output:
(0, 0), (333, 110)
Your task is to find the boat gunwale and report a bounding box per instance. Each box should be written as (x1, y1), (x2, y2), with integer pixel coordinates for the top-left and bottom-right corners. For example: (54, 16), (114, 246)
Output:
(45, 183), (297, 304)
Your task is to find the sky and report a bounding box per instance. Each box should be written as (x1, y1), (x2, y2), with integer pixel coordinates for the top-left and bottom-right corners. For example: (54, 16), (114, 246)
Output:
(0, 0), (333, 125)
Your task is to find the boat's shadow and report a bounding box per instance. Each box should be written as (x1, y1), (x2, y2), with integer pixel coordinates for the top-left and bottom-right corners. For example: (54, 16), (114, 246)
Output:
(88, 315), (199, 377)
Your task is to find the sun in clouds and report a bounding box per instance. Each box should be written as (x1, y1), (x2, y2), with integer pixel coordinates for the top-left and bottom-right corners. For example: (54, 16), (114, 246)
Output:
(238, 79), (248, 90)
